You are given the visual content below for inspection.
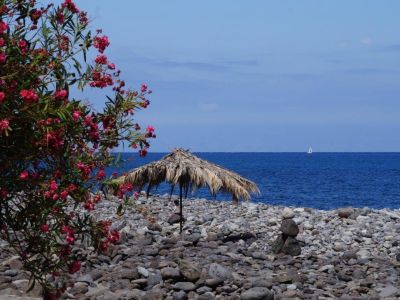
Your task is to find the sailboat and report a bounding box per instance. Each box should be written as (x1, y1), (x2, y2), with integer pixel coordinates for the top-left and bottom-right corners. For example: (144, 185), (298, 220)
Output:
(307, 146), (313, 154)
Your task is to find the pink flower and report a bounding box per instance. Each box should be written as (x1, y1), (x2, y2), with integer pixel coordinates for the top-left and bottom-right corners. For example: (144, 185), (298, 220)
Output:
(20, 170), (29, 180)
(68, 261), (81, 274)
(54, 89), (68, 100)
(66, 234), (75, 244)
(61, 225), (73, 234)
(62, 0), (79, 13)
(0, 21), (8, 34)
(0, 38), (4, 47)
(141, 84), (148, 93)
(18, 40), (28, 53)
(96, 169), (106, 180)
(83, 201), (94, 210)
(0, 119), (9, 131)
(95, 54), (108, 65)
(0, 189), (8, 199)
(60, 190), (69, 200)
(107, 63), (115, 70)
(40, 224), (50, 233)
(56, 11), (65, 24)
(134, 191), (139, 199)
(93, 35), (110, 53)
(146, 125), (155, 134)
(99, 240), (110, 252)
(0, 52), (6, 64)
(20, 89), (39, 103)
(72, 110), (81, 122)
(49, 180), (58, 191)
(0, 92), (5, 103)
(107, 230), (120, 244)
(139, 148), (148, 157)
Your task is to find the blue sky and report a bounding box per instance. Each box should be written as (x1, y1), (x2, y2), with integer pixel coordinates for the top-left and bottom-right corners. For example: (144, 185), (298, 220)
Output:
(74, 0), (400, 152)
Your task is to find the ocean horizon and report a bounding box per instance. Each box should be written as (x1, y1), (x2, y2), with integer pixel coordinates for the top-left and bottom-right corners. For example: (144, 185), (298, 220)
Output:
(107, 152), (400, 210)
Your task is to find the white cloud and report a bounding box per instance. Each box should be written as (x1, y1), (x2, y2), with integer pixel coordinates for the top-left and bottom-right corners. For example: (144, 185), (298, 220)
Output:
(360, 37), (373, 47)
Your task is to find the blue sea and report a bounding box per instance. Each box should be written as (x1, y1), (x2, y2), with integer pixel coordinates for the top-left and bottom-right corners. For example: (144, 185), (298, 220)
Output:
(107, 153), (400, 210)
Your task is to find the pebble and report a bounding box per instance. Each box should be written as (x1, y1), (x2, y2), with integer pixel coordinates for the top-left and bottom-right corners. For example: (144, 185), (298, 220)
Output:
(0, 195), (398, 299)
(282, 207), (295, 219)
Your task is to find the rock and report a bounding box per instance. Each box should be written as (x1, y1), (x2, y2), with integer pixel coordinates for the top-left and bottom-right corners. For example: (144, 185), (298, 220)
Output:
(173, 281), (196, 292)
(337, 272), (352, 282)
(143, 246), (159, 256)
(143, 290), (164, 300)
(185, 233), (201, 244)
(379, 285), (398, 298)
(282, 208), (295, 219)
(120, 268), (140, 280)
(281, 236), (301, 256)
(2, 256), (23, 270)
(241, 287), (274, 300)
(173, 290), (188, 300)
(4, 269), (18, 277)
(356, 249), (370, 259)
(161, 267), (181, 280)
(70, 282), (89, 294)
(223, 232), (256, 243)
(205, 278), (224, 288)
(11, 279), (42, 297)
(198, 292), (216, 300)
(89, 269), (104, 281)
(342, 250), (357, 260)
(208, 263), (233, 281)
(115, 289), (143, 300)
(197, 286), (213, 294)
(137, 266), (149, 277)
(280, 219), (299, 237)
(338, 207), (354, 218)
(168, 213), (184, 225)
(148, 222), (162, 232)
(179, 260), (201, 282)
(147, 271), (163, 288)
(271, 234), (285, 254)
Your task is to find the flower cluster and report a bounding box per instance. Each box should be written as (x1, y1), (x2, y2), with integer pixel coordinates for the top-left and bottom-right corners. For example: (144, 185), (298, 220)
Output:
(0, 0), (156, 295)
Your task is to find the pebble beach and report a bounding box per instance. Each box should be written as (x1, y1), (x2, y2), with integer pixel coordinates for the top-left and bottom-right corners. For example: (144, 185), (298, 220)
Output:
(1, 195), (400, 299)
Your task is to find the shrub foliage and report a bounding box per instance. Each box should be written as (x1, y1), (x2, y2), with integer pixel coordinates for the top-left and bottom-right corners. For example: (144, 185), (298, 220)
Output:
(0, 0), (155, 294)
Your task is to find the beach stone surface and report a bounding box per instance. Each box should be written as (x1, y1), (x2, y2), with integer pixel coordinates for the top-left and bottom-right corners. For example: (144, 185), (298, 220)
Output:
(0, 195), (399, 299)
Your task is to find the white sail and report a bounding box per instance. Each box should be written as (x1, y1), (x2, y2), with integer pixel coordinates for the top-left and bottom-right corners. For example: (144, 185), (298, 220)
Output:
(307, 146), (313, 154)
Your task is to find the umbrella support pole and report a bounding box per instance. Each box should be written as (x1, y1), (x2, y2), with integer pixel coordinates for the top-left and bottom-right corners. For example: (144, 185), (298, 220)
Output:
(179, 183), (183, 233)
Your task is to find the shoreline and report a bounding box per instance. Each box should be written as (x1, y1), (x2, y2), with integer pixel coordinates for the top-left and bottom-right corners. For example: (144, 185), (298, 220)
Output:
(1, 195), (399, 299)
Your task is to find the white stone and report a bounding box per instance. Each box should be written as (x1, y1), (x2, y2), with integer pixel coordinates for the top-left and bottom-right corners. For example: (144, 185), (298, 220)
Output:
(137, 266), (149, 277)
(282, 208), (295, 219)
(356, 249), (370, 259)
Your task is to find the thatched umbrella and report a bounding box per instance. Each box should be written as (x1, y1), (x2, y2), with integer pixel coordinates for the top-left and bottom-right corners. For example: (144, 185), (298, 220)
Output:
(122, 149), (260, 232)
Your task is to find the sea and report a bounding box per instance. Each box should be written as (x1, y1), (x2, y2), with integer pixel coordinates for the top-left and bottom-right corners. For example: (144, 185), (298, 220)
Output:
(107, 152), (400, 210)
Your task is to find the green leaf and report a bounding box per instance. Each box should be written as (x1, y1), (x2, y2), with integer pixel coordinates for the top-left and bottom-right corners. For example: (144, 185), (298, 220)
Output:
(26, 276), (36, 293)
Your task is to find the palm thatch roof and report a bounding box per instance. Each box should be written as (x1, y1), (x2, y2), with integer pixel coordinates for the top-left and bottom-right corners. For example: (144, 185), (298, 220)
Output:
(122, 149), (260, 201)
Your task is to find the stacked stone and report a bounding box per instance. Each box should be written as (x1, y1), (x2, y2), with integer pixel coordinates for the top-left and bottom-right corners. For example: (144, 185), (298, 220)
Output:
(272, 208), (302, 256)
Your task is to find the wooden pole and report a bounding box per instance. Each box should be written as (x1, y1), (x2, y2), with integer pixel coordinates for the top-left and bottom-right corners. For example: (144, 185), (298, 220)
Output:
(179, 182), (183, 233)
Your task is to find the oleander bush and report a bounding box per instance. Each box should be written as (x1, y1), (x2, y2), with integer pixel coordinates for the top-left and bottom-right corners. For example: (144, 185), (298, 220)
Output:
(0, 0), (155, 297)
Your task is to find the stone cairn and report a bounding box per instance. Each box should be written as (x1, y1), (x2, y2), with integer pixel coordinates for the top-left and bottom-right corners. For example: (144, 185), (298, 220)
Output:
(272, 208), (302, 256)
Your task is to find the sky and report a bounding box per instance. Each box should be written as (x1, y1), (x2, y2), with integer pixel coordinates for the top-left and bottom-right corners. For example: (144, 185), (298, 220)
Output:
(73, 0), (400, 152)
